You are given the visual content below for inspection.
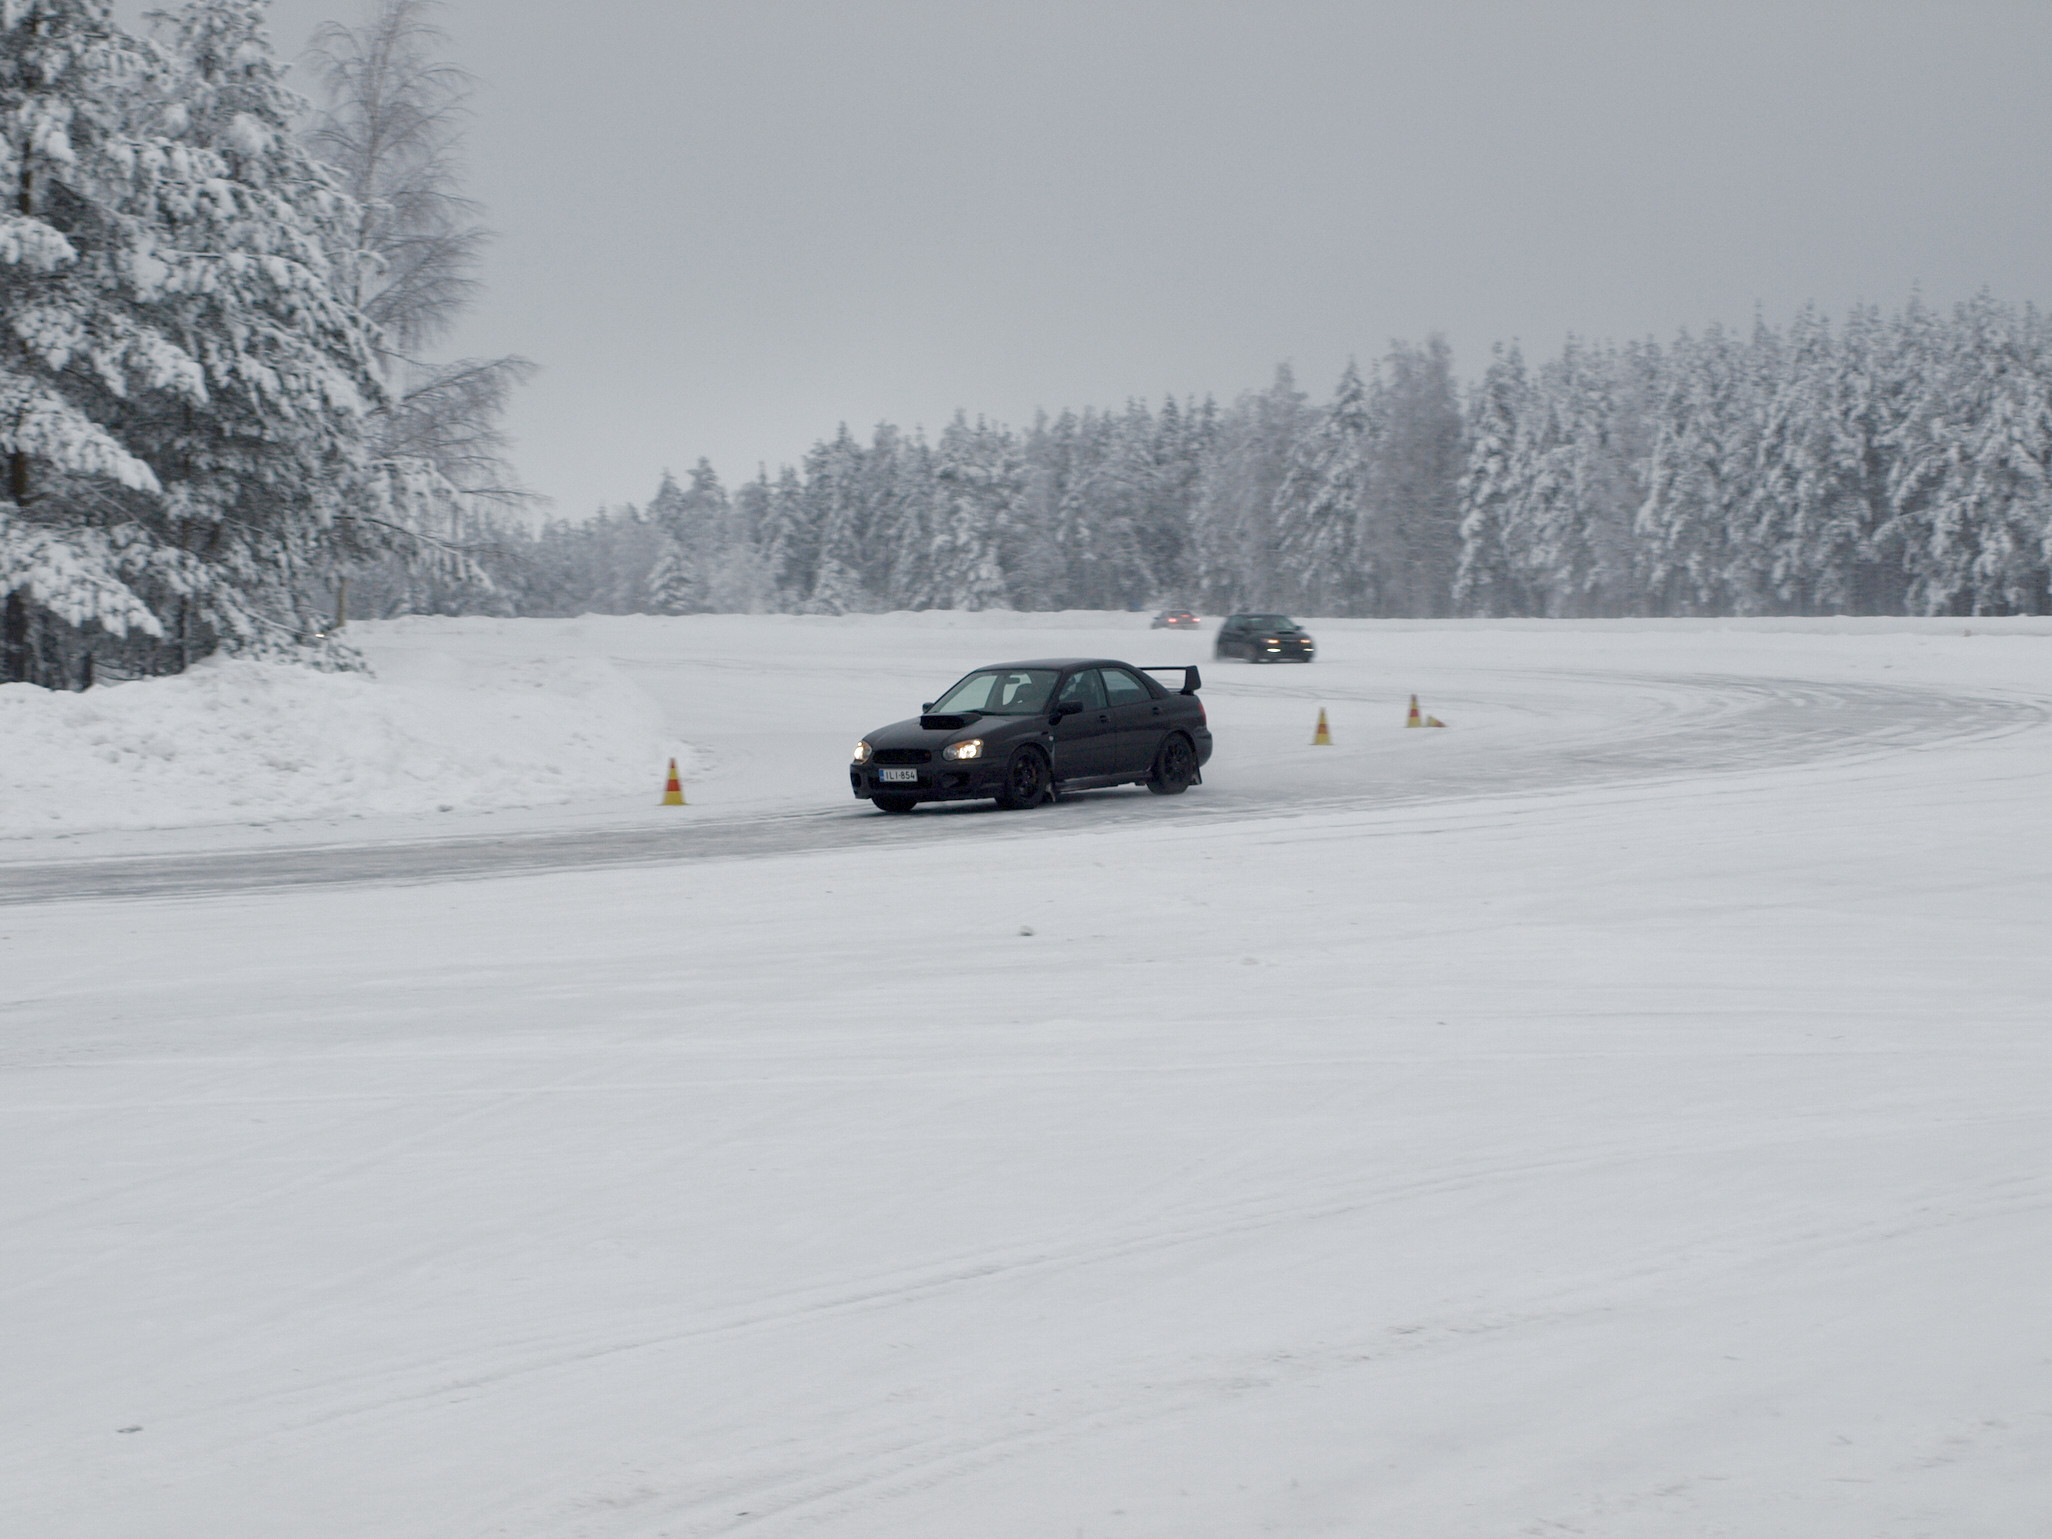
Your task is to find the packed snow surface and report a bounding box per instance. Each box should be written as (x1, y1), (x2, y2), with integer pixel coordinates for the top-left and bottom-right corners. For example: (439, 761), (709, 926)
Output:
(3, 614), (2050, 1537)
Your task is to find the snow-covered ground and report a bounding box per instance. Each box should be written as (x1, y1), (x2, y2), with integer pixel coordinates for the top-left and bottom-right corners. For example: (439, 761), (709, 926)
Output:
(0, 639), (678, 838)
(3, 615), (2050, 1537)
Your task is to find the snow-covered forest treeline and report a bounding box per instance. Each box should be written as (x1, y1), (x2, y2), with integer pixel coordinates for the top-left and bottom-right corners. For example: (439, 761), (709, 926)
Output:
(1, 0), (522, 689)
(433, 294), (2052, 624)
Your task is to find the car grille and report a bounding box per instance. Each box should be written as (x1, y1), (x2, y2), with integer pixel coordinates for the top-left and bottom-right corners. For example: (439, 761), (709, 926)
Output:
(873, 748), (932, 765)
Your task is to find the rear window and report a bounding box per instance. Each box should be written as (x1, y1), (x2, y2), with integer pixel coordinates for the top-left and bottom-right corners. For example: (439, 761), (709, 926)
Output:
(1102, 668), (1151, 705)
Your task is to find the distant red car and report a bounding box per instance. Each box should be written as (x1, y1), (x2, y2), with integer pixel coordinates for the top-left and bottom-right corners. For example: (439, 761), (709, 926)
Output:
(1150, 609), (1201, 629)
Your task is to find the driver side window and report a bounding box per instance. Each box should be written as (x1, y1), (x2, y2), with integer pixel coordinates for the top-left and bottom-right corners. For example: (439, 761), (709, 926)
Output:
(1057, 670), (1107, 710)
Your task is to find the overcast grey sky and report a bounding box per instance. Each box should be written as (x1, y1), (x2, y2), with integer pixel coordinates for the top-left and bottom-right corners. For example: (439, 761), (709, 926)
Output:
(132, 1), (2052, 514)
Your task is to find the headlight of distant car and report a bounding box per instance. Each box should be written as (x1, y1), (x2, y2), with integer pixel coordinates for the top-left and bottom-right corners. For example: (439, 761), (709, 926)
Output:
(942, 738), (984, 760)
(852, 739), (872, 764)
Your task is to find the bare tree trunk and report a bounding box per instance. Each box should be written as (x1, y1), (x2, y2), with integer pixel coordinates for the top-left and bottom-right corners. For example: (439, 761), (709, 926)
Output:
(1, 590), (28, 685)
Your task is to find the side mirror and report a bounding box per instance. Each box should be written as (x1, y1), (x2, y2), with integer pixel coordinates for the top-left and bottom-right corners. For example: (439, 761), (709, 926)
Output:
(921, 702), (933, 712)
(1052, 700), (1083, 720)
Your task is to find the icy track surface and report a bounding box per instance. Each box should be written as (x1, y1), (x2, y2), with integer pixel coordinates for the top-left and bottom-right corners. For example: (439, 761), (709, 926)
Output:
(4, 616), (2052, 1538)
(2, 612), (2048, 900)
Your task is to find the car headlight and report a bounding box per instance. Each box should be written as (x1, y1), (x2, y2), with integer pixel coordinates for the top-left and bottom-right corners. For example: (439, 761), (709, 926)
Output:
(942, 738), (984, 760)
(852, 740), (872, 764)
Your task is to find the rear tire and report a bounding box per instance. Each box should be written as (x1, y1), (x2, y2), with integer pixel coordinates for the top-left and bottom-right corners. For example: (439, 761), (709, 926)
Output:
(871, 795), (918, 814)
(1146, 733), (1197, 795)
(995, 747), (1050, 810)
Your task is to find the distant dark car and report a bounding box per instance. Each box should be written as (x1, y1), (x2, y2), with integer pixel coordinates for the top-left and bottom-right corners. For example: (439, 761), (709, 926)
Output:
(1214, 613), (1315, 663)
(1151, 609), (1201, 629)
(851, 659), (1213, 813)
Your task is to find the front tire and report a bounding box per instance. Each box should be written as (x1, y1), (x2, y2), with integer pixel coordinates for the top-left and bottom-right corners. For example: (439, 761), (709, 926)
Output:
(1146, 733), (1197, 795)
(871, 795), (918, 814)
(995, 747), (1050, 810)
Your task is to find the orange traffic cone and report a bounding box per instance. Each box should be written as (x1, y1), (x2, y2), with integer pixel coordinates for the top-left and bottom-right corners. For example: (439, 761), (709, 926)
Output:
(1424, 714), (1447, 728)
(1312, 708), (1332, 745)
(1406, 694), (1422, 728)
(661, 757), (687, 806)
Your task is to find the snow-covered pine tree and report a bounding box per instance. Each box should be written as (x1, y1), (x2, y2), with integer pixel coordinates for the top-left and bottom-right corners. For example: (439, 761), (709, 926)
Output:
(869, 425), (935, 608)
(646, 459), (728, 612)
(1138, 394), (1207, 601)
(1013, 408), (1082, 608)
(924, 412), (1014, 610)
(1086, 400), (1170, 606)
(1272, 361), (1377, 614)
(1370, 336), (1464, 616)
(4, 0), (396, 685)
(1751, 304), (1890, 613)
(1050, 409), (1120, 608)
(141, 0), (400, 649)
(1637, 325), (1766, 613)
(1513, 340), (1649, 616)
(1832, 303), (1914, 613)
(850, 423), (923, 608)
(701, 470), (775, 612)
(3, 1), (186, 684)
(1030, 402), (1153, 609)
(800, 426), (872, 613)
(642, 471), (689, 610)
(1889, 294), (2052, 614)
(1189, 364), (1310, 613)
(754, 465), (810, 606)
(1453, 343), (1531, 615)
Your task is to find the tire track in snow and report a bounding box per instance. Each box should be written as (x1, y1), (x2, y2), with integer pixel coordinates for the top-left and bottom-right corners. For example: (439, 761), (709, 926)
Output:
(298, 1155), (2052, 1538)
(191, 1116), (2052, 1446)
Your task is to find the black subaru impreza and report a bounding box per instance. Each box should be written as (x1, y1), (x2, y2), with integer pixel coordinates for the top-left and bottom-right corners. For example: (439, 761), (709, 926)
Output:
(851, 658), (1213, 813)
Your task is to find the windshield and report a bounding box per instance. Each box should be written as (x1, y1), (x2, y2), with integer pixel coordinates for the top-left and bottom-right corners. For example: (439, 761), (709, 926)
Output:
(931, 668), (1058, 716)
(1246, 615), (1298, 631)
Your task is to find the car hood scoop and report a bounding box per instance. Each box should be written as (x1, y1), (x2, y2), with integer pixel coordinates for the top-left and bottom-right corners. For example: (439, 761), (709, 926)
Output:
(919, 712), (980, 731)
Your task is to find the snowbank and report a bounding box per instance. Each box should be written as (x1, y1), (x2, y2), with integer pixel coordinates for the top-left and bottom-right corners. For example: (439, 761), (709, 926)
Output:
(0, 649), (678, 835)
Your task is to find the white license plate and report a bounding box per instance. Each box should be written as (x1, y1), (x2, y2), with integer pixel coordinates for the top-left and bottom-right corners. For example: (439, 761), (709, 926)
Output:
(878, 767), (918, 783)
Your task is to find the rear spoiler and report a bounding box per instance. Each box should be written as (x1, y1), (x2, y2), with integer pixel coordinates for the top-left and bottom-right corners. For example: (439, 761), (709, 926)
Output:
(1139, 664), (1202, 695)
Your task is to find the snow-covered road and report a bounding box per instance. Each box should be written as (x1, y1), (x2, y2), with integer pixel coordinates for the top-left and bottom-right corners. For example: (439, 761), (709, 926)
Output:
(4, 618), (2050, 1537)
(4, 618), (2042, 903)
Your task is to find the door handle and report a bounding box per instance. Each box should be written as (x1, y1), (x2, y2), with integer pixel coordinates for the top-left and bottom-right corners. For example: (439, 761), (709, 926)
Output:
(1097, 713), (1109, 723)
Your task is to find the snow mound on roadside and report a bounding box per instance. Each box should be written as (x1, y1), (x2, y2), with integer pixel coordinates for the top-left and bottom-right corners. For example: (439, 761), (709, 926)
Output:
(0, 652), (681, 834)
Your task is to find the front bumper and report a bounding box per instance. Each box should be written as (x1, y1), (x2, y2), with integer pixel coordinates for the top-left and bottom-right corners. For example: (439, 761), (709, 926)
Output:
(851, 759), (1006, 802)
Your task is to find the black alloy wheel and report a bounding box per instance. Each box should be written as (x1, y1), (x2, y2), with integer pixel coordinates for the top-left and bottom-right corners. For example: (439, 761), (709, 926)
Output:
(871, 795), (918, 814)
(1146, 733), (1197, 795)
(995, 747), (1050, 810)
